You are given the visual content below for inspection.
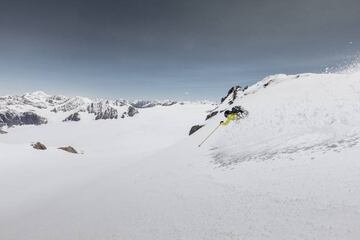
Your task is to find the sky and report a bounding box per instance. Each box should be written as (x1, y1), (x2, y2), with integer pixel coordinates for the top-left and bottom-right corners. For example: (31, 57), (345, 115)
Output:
(0, 0), (359, 100)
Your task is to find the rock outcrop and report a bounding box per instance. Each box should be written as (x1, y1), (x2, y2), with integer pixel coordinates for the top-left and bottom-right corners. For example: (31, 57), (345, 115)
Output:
(87, 102), (118, 120)
(221, 85), (242, 103)
(205, 111), (218, 120)
(131, 100), (177, 108)
(0, 110), (47, 127)
(32, 142), (47, 150)
(131, 100), (157, 108)
(96, 107), (118, 120)
(63, 112), (81, 122)
(21, 112), (48, 125)
(127, 106), (139, 117)
(58, 146), (78, 154)
(189, 125), (204, 135)
(159, 100), (177, 106)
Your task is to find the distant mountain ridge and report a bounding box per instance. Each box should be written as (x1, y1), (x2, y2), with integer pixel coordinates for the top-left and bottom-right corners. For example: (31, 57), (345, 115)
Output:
(0, 91), (209, 128)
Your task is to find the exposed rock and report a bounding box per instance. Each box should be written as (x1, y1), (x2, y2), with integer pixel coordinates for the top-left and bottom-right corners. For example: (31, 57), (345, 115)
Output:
(131, 100), (156, 108)
(95, 107), (118, 120)
(159, 100), (177, 106)
(263, 79), (273, 88)
(21, 112), (48, 125)
(221, 85), (242, 103)
(0, 111), (47, 127)
(112, 99), (127, 106)
(63, 112), (81, 122)
(206, 111), (218, 120)
(189, 125), (204, 136)
(131, 100), (177, 108)
(87, 102), (118, 120)
(32, 142), (47, 150)
(58, 146), (78, 154)
(0, 111), (21, 126)
(127, 106), (139, 117)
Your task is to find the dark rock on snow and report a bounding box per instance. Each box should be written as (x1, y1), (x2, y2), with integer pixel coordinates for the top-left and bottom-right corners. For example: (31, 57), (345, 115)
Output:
(159, 100), (177, 106)
(206, 111), (218, 120)
(131, 100), (156, 108)
(95, 107), (118, 120)
(0, 111), (23, 126)
(21, 112), (47, 125)
(127, 106), (139, 117)
(32, 142), (47, 150)
(0, 111), (47, 127)
(58, 146), (78, 154)
(263, 80), (273, 88)
(87, 102), (118, 120)
(63, 112), (81, 122)
(189, 125), (204, 136)
(131, 100), (177, 108)
(221, 85), (242, 103)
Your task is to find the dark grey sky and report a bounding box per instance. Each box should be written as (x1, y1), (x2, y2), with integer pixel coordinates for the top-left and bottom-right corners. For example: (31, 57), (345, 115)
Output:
(0, 0), (359, 100)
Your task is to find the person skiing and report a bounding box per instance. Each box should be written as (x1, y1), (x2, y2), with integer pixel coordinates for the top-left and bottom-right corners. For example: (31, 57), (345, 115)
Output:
(198, 105), (248, 147)
(220, 106), (247, 126)
(220, 111), (240, 126)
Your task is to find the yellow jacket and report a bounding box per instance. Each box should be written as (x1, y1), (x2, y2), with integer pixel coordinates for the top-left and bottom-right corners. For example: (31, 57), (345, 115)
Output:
(221, 113), (239, 126)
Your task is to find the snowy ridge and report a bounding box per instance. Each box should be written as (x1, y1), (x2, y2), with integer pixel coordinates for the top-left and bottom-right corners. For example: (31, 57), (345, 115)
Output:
(191, 72), (360, 167)
(0, 91), (210, 128)
(51, 96), (92, 112)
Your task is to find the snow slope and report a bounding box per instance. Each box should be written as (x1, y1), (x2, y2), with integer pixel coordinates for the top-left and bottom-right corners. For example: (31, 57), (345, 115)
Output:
(1, 71), (360, 239)
(200, 73), (360, 167)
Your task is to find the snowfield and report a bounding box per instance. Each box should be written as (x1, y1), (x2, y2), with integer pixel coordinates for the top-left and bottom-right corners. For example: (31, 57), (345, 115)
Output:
(1, 71), (360, 239)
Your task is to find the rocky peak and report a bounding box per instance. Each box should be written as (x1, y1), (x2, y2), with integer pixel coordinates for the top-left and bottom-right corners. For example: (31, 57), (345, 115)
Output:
(87, 101), (118, 120)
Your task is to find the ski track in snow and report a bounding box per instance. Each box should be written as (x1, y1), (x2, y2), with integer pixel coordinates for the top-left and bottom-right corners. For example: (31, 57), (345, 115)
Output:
(211, 134), (360, 167)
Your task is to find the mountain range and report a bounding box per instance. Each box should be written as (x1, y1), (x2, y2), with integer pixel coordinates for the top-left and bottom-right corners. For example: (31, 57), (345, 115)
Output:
(0, 91), (206, 128)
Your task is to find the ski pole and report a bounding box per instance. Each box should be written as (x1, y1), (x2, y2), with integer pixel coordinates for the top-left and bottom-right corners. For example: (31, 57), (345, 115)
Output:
(198, 123), (222, 147)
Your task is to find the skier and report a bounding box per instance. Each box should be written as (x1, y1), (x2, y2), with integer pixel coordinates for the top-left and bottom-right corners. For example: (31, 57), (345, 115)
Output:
(198, 105), (248, 147)
(220, 106), (247, 126)
(220, 112), (240, 126)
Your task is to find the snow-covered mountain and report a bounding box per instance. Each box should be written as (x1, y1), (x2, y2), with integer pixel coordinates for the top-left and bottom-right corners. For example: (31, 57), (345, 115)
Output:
(1, 70), (360, 240)
(0, 91), (200, 128)
(192, 72), (360, 167)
